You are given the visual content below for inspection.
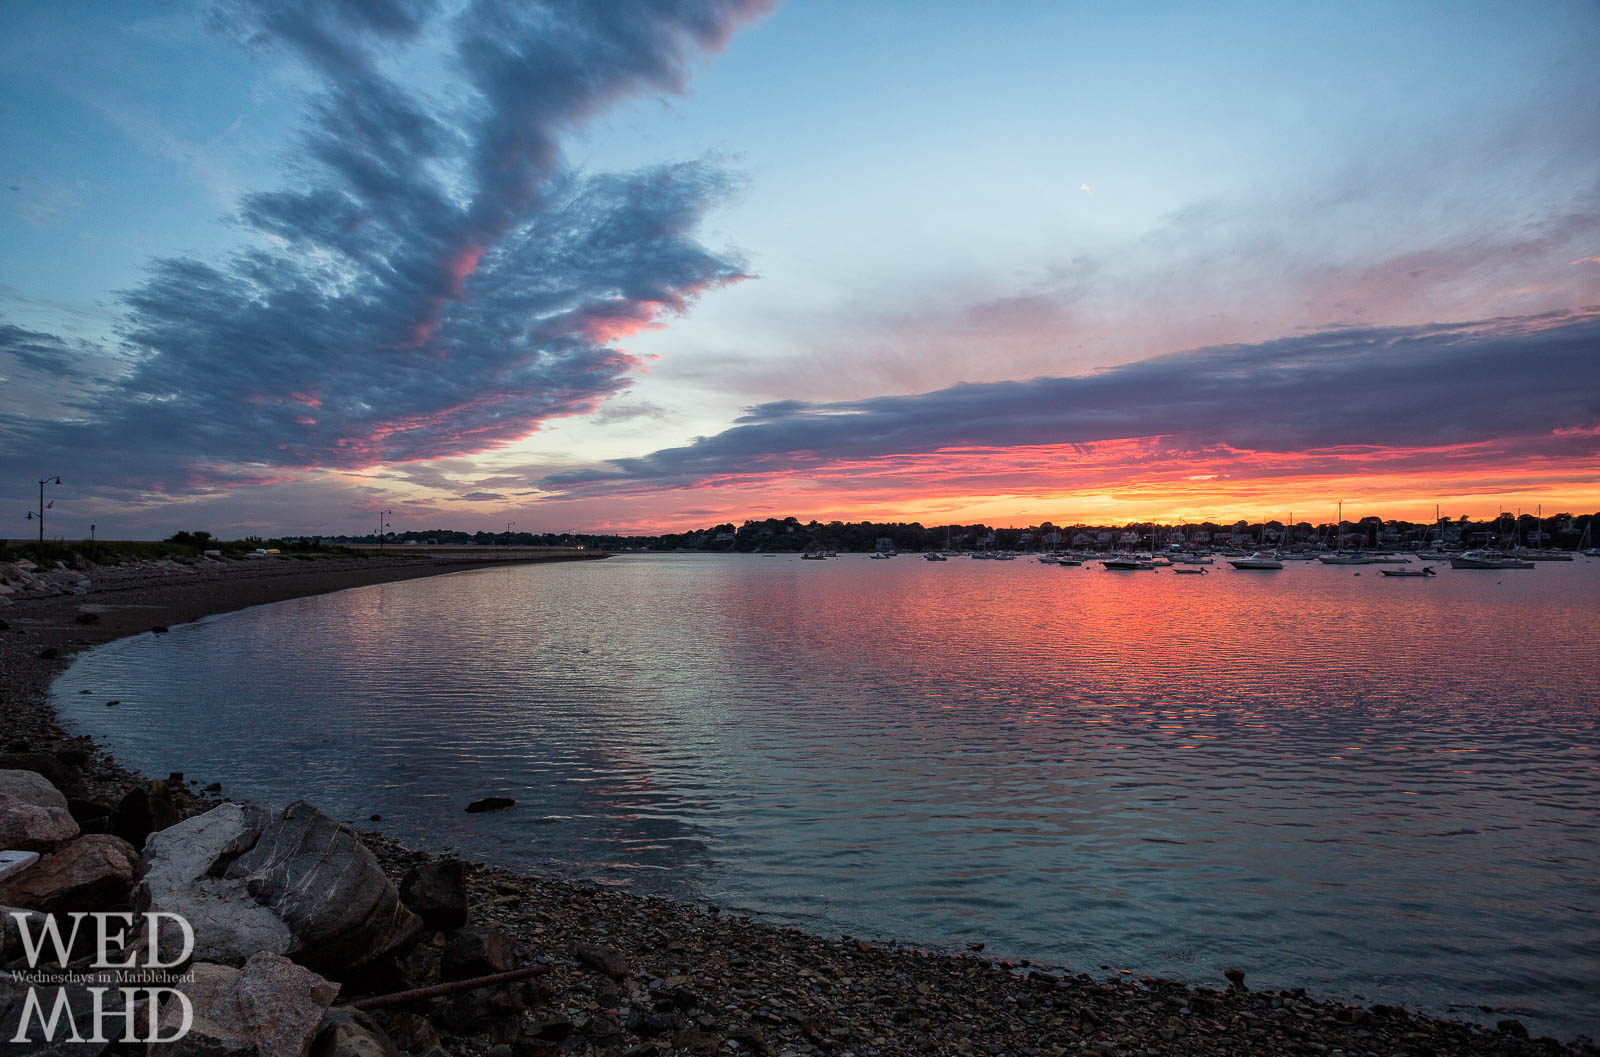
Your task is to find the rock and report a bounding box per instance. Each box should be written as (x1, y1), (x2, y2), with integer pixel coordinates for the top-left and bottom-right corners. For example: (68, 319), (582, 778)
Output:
(1224, 967), (1247, 989)
(378, 1010), (440, 1054)
(72, 612), (100, 624)
(112, 779), (181, 850)
(0, 833), (139, 913)
(150, 952), (339, 1057)
(574, 941), (628, 980)
(464, 797), (515, 813)
(67, 797), (111, 824)
(439, 983), (525, 1034)
(1497, 1018), (1529, 1038)
(0, 769), (80, 852)
(0, 754), (87, 799)
(0, 966), (130, 1055)
(37, 646), (60, 659)
(399, 941), (442, 988)
(0, 903), (47, 960)
(442, 925), (514, 980)
(223, 801), (423, 978)
(133, 802), (282, 966)
(400, 859), (469, 931)
(151, 625), (169, 634)
(310, 1008), (401, 1057)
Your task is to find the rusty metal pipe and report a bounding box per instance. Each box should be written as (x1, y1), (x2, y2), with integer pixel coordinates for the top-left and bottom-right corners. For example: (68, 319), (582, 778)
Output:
(344, 964), (551, 1011)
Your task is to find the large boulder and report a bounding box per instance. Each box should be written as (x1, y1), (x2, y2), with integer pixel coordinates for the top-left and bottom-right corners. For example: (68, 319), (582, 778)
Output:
(0, 770), (79, 852)
(138, 801), (422, 978)
(150, 952), (339, 1057)
(0, 834), (139, 913)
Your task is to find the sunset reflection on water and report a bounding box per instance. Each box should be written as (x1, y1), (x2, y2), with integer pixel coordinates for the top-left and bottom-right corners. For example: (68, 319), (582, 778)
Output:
(55, 554), (1600, 1038)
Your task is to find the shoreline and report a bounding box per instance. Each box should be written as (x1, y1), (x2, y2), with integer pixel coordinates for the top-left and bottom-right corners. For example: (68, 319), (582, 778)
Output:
(2, 555), (1592, 1056)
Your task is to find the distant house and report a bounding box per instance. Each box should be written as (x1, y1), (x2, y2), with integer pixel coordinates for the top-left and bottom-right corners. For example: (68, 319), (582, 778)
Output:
(1041, 530), (1063, 550)
(1095, 531), (1113, 546)
(1072, 533), (1093, 547)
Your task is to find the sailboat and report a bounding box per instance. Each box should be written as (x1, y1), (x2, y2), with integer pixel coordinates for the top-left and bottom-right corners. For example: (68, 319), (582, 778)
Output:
(1318, 501), (1374, 564)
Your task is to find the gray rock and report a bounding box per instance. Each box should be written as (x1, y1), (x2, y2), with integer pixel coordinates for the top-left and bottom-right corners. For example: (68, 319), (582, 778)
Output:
(0, 904), (47, 961)
(223, 802), (423, 978)
(0, 770), (79, 853)
(377, 1011), (440, 1055)
(139, 802), (266, 896)
(441, 926), (514, 981)
(0, 756), (87, 800)
(150, 953), (339, 1057)
(0, 768), (70, 810)
(310, 1008), (400, 1057)
(399, 859), (469, 931)
(574, 942), (628, 980)
(0, 833), (139, 913)
(0, 969), (128, 1056)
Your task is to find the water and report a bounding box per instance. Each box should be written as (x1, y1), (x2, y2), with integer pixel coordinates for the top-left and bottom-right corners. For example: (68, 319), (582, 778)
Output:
(54, 554), (1600, 1038)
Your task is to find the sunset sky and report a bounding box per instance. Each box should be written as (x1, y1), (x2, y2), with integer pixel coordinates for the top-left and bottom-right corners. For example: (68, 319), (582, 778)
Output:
(3, 1), (1597, 538)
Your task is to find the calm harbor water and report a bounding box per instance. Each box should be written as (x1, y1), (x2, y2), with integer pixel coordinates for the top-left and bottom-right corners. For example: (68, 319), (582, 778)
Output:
(55, 554), (1600, 1038)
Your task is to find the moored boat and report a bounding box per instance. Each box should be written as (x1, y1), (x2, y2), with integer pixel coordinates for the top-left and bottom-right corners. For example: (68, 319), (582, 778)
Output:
(1229, 552), (1283, 570)
(1450, 550), (1535, 570)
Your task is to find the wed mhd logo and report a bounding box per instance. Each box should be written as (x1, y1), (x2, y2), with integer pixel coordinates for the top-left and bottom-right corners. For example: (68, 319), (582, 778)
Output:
(6, 910), (195, 1045)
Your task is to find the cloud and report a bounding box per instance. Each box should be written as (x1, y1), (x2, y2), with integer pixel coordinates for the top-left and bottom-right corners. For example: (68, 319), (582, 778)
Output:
(452, 491), (506, 501)
(539, 311), (1600, 497)
(3, 0), (770, 501)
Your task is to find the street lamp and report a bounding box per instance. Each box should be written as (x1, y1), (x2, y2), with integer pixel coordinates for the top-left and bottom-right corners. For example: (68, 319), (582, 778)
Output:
(378, 508), (392, 551)
(90, 524), (96, 542)
(505, 520), (516, 546)
(25, 476), (61, 543)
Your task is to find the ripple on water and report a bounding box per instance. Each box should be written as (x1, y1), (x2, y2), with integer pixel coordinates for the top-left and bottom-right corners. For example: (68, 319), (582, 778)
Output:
(52, 554), (1600, 1039)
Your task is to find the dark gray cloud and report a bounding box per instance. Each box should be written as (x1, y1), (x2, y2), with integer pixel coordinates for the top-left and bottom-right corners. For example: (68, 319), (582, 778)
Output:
(2, 0), (769, 497)
(540, 311), (1600, 494)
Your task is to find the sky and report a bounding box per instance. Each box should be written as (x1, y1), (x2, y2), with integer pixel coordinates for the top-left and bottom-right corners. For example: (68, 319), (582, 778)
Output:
(2, 0), (1597, 538)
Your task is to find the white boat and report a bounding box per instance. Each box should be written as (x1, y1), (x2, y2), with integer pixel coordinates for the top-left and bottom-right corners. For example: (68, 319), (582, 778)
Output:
(801, 552), (827, 560)
(1101, 554), (1155, 571)
(1365, 554), (1411, 565)
(1450, 550), (1534, 570)
(1055, 556), (1084, 567)
(1318, 553), (1374, 565)
(1229, 552), (1283, 570)
(924, 552), (947, 561)
(870, 552), (893, 560)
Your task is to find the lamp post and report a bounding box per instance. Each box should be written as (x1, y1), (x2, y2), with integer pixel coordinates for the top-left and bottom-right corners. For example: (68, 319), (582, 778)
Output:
(90, 524), (96, 542)
(378, 509), (392, 552)
(505, 520), (516, 546)
(25, 476), (61, 543)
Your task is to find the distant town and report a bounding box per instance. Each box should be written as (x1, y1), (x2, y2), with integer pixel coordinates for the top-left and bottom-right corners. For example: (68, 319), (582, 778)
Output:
(321, 511), (1600, 554)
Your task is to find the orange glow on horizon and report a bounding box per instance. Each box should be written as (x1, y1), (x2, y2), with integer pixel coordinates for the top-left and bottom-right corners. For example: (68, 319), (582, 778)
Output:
(515, 434), (1600, 534)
